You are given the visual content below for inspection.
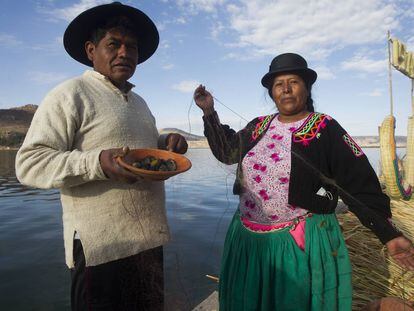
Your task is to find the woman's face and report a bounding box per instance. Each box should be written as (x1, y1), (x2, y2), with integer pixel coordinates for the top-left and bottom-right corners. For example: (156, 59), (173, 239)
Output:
(271, 73), (309, 116)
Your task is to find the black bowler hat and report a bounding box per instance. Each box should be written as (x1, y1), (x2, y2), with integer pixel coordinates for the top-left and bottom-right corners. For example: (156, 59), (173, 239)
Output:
(63, 2), (159, 66)
(261, 53), (317, 89)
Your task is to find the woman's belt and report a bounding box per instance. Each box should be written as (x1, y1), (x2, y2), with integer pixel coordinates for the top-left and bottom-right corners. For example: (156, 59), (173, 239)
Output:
(240, 213), (313, 233)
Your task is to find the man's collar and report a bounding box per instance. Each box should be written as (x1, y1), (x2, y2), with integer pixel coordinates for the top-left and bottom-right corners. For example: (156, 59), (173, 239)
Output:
(84, 70), (135, 94)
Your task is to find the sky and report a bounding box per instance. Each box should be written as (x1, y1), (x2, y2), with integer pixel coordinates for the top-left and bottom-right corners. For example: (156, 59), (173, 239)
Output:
(1, 0), (414, 136)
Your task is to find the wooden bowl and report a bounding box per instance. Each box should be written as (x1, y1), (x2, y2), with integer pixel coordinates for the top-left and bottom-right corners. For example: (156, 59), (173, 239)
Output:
(116, 148), (192, 181)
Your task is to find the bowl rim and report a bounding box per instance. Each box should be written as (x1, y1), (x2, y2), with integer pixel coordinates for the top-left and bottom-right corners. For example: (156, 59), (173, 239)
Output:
(115, 148), (192, 179)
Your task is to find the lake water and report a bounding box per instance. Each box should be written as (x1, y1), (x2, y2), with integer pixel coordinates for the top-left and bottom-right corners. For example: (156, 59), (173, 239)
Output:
(0, 147), (404, 310)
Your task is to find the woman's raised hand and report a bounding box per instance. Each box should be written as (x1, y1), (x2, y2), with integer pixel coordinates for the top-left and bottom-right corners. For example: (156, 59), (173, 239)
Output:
(194, 84), (215, 115)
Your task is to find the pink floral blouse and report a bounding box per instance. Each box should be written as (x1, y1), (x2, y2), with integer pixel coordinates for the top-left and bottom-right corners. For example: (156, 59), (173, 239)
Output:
(239, 115), (309, 224)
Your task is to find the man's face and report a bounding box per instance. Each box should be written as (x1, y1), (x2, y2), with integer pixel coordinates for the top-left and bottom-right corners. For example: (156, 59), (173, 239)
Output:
(85, 28), (139, 89)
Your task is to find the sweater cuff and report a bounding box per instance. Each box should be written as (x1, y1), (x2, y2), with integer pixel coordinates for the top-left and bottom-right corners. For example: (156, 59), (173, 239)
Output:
(84, 149), (108, 181)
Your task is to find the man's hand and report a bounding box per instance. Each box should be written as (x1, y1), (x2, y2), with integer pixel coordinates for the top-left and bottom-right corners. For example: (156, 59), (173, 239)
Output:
(165, 133), (188, 154)
(99, 147), (141, 184)
(386, 235), (414, 271)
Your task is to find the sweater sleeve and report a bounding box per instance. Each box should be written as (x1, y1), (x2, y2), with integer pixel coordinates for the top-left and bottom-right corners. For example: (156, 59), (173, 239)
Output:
(15, 89), (107, 190)
(327, 118), (401, 244)
(202, 111), (250, 165)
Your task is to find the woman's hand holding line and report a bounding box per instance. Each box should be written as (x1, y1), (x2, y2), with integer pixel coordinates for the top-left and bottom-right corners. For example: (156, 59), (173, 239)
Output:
(194, 84), (215, 116)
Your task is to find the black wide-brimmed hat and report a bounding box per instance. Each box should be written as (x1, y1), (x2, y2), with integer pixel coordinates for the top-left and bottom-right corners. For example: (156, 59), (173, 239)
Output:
(63, 2), (159, 66)
(261, 53), (317, 89)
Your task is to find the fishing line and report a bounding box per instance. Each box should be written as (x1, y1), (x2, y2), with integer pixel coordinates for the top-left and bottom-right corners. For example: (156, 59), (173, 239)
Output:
(171, 178), (191, 309)
(202, 164), (236, 271)
(187, 97), (194, 137)
(169, 95), (239, 306)
(212, 96), (249, 122)
(186, 96), (238, 274)
(163, 162), (193, 308)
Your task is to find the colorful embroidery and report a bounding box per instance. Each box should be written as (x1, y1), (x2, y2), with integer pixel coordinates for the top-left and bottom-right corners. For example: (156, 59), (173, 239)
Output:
(293, 113), (332, 146)
(342, 133), (364, 157)
(251, 115), (274, 141)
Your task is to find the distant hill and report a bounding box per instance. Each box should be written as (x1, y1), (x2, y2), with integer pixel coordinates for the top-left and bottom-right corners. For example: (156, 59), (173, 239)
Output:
(0, 104), (37, 130)
(0, 105), (38, 147)
(158, 127), (205, 141)
(0, 105), (407, 149)
(154, 128), (208, 148)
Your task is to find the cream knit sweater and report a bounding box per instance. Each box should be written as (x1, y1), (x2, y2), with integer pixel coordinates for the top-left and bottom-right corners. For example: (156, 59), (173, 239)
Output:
(15, 70), (170, 268)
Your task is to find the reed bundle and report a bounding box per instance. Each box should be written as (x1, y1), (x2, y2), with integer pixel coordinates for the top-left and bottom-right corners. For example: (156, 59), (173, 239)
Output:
(405, 117), (414, 187)
(337, 199), (414, 310)
(379, 115), (411, 200)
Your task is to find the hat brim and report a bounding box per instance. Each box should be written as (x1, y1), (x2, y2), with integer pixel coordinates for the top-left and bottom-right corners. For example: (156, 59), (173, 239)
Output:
(63, 3), (159, 66)
(261, 68), (317, 89)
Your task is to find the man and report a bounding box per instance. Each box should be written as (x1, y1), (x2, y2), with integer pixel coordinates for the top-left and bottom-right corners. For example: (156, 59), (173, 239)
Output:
(15, 2), (187, 310)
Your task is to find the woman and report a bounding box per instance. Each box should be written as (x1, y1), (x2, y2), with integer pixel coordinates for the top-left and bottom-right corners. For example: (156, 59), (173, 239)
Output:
(194, 53), (414, 311)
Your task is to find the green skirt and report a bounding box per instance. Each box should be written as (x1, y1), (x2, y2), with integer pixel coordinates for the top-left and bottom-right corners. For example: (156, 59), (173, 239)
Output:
(219, 211), (352, 311)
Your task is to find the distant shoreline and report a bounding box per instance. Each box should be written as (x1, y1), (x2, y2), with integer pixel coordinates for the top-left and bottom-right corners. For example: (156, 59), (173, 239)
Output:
(361, 144), (406, 148)
(0, 144), (408, 151)
(0, 146), (18, 151)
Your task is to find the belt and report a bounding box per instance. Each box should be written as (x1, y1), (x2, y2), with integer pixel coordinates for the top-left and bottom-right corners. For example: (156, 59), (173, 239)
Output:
(240, 213), (313, 233)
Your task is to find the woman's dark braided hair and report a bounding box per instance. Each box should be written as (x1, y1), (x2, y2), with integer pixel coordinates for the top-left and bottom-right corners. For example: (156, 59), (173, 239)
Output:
(304, 83), (315, 113)
(267, 75), (315, 113)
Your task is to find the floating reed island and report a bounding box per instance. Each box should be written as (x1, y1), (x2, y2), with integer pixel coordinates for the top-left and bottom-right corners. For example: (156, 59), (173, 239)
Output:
(337, 199), (414, 310)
